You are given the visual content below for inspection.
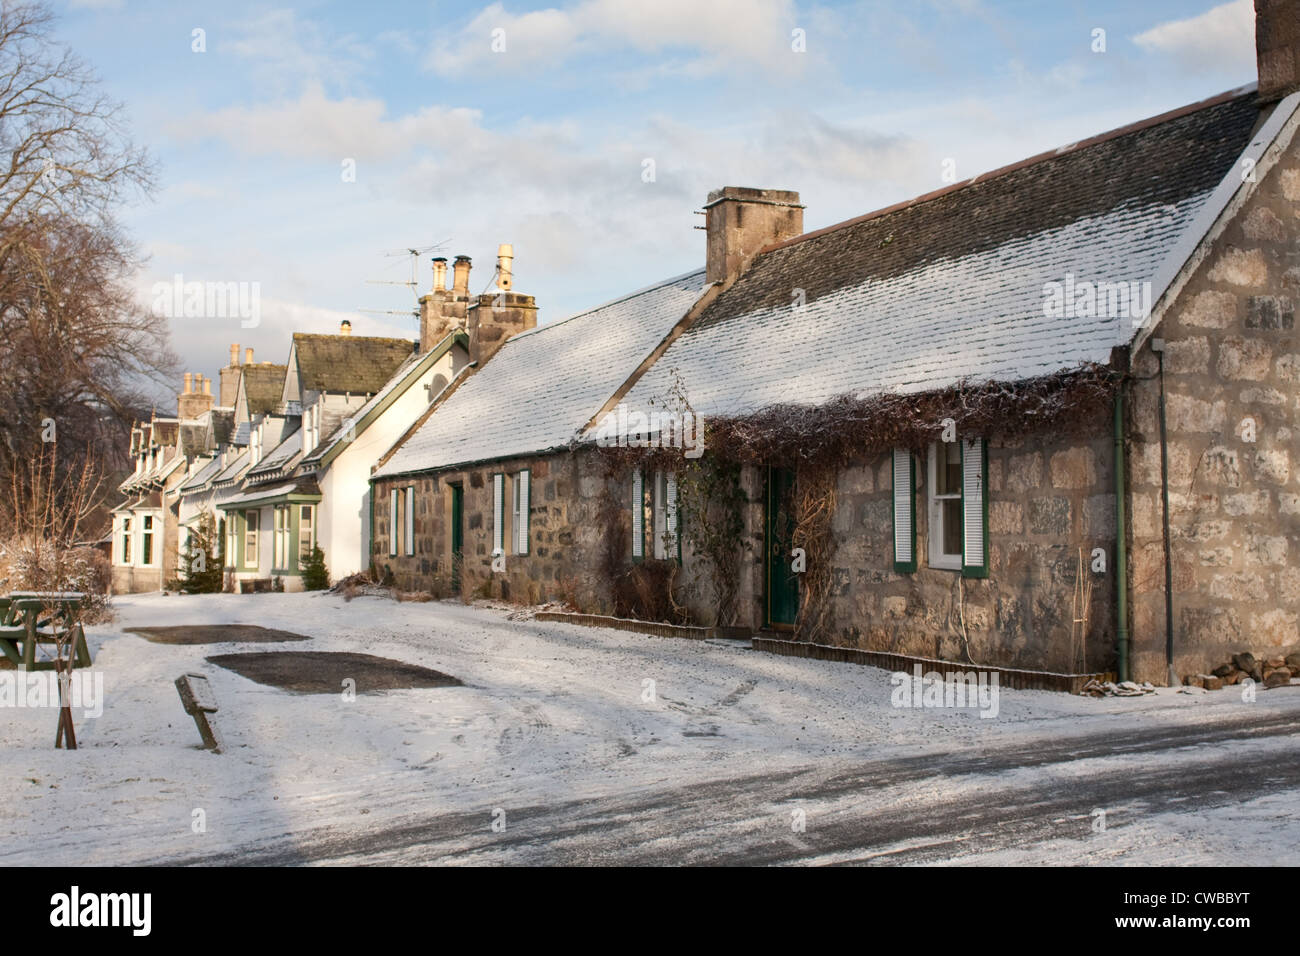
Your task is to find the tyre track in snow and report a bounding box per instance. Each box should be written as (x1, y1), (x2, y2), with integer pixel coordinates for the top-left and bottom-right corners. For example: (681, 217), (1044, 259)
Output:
(156, 708), (1300, 866)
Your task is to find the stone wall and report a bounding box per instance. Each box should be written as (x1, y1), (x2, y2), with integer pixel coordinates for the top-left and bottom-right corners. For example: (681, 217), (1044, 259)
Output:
(820, 432), (1117, 673)
(372, 447), (620, 608)
(1127, 116), (1300, 683)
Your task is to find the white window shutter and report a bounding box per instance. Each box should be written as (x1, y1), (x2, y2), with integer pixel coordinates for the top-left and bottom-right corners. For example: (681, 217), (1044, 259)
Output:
(892, 449), (915, 572)
(631, 468), (644, 560)
(492, 474), (504, 554)
(961, 437), (988, 577)
(665, 473), (679, 559)
(405, 486), (415, 556)
(516, 470), (530, 555)
(389, 488), (399, 556)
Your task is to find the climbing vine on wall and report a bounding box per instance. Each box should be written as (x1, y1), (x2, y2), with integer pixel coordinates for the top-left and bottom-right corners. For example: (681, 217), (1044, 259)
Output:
(590, 364), (1120, 637)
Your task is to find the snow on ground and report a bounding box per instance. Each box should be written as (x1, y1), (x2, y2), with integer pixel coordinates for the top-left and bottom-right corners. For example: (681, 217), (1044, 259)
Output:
(1, 591), (1297, 865)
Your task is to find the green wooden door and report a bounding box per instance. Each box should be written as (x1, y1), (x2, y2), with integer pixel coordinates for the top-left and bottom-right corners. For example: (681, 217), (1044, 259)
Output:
(765, 467), (799, 628)
(450, 483), (464, 593)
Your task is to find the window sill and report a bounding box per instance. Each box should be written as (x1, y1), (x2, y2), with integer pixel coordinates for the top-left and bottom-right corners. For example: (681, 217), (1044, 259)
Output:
(928, 555), (962, 572)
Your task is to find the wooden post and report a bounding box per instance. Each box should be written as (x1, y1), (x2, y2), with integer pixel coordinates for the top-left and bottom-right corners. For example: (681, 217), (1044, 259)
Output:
(175, 673), (223, 753)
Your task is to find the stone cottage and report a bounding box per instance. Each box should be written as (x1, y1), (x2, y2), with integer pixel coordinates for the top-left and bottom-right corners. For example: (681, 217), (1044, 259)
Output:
(371, 1), (1300, 684)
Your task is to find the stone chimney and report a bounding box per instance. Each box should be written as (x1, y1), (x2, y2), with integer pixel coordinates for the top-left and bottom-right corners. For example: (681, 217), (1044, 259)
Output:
(219, 343), (241, 407)
(703, 187), (803, 284)
(1256, 0), (1300, 104)
(467, 248), (535, 365)
(420, 255), (475, 353)
(178, 370), (214, 421)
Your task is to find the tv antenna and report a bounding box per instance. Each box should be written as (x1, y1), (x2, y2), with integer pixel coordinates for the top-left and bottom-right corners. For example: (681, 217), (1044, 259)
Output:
(359, 240), (451, 320)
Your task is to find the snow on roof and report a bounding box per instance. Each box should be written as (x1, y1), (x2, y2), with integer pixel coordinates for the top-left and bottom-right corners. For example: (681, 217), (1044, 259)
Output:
(247, 428), (302, 481)
(615, 88), (1270, 421)
(375, 270), (708, 477)
(303, 333), (461, 466)
(213, 450), (249, 486)
(179, 456), (222, 494)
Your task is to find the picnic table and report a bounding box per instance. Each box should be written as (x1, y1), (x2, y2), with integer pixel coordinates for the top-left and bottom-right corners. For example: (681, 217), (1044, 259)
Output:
(0, 591), (93, 671)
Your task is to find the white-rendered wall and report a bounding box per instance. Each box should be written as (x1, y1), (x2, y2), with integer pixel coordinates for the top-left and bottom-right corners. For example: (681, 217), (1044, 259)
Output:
(318, 354), (456, 580)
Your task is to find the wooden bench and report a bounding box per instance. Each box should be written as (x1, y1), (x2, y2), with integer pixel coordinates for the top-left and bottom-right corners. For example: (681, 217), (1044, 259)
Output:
(0, 593), (93, 672)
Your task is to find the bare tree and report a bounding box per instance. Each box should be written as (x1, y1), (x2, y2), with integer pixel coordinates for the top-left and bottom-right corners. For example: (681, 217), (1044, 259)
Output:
(0, 0), (152, 237)
(5, 438), (103, 748)
(0, 0), (169, 526)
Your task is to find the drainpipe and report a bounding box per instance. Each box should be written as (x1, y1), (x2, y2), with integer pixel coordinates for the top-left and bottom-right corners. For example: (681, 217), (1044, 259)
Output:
(1113, 390), (1130, 684)
(1152, 340), (1178, 687)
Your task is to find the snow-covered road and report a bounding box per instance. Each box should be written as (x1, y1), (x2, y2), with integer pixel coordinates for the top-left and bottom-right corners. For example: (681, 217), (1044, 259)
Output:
(3, 592), (1298, 865)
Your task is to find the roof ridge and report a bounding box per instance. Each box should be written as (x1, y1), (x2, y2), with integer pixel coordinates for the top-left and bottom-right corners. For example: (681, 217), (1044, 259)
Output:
(759, 84), (1260, 258)
(292, 332), (414, 344)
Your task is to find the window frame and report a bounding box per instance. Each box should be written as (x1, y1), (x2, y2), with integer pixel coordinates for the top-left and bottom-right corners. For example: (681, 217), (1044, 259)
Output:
(141, 514), (156, 566)
(244, 510), (259, 569)
(512, 469), (530, 555)
(298, 504), (314, 566)
(927, 441), (964, 571)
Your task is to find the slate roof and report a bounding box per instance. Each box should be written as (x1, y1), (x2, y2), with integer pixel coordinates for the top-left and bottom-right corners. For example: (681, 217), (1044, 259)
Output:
(179, 423), (208, 459)
(179, 456), (222, 493)
(242, 365), (288, 416)
(209, 408), (235, 446)
(376, 271), (709, 477)
(213, 450), (249, 487)
(292, 334), (416, 394)
(615, 87), (1275, 421)
(247, 428), (303, 482)
(302, 331), (465, 467)
(220, 477), (321, 508)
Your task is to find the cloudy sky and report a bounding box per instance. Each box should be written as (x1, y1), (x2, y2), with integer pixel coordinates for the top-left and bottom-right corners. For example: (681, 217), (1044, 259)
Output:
(55, 0), (1258, 400)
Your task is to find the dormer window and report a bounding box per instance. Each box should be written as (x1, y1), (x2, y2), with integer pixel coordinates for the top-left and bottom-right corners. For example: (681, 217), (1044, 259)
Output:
(304, 403), (319, 453)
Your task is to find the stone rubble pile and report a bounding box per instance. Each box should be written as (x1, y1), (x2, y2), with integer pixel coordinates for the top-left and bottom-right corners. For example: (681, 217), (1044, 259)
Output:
(1183, 652), (1300, 690)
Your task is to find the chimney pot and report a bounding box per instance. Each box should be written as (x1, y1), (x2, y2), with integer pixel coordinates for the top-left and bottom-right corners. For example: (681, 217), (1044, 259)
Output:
(496, 243), (514, 291)
(230, 343), (239, 367)
(202, 377), (211, 396)
(340, 319), (352, 336)
(244, 347), (254, 365)
(432, 257), (448, 292)
(452, 255), (472, 295)
(183, 372), (193, 394)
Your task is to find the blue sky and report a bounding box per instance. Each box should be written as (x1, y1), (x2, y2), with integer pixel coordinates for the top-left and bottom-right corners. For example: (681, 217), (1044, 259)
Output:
(55, 0), (1259, 401)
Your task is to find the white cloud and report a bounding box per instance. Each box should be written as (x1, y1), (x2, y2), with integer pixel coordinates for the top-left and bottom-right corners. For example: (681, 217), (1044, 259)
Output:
(1132, 0), (1255, 74)
(224, 9), (375, 95)
(426, 0), (801, 77)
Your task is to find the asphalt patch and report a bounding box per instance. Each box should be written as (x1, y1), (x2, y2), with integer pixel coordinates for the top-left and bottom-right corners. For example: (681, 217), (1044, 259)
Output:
(206, 651), (462, 694)
(127, 625), (311, 645)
